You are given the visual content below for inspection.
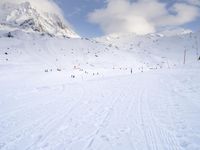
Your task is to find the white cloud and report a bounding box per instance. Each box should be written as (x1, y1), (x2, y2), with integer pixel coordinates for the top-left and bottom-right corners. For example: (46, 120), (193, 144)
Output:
(182, 0), (200, 6)
(88, 0), (200, 35)
(156, 3), (199, 26)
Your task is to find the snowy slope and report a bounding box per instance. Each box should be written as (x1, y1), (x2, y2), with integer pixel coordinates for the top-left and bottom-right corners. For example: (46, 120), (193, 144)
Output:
(155, 27), (192, 37)
(96, 30), (200, 65)
(0, 1), (79, 38)
(0, 30), (199, 79)
(0, 10), (200, 149)
(0, 65), (200, 150)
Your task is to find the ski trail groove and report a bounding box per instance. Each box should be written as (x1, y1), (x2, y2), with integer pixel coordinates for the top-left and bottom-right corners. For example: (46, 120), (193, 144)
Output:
(84, 93), (123, 149)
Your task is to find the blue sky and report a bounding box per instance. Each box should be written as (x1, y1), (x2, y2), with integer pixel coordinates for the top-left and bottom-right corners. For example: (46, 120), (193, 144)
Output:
(56, 0), (105, 37)
(56, 0), (200, 37)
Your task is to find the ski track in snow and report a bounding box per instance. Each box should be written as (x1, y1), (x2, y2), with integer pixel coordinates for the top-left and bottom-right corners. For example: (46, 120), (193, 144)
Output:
(0, 67), (200, 150)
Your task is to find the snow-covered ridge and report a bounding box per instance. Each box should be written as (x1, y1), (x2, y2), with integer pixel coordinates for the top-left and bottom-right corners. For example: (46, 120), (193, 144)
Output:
(155, 28), (193, 37)
(0, 1), (79, 38)
(0, 28), (199, 79)
(96, 28), (193, 42)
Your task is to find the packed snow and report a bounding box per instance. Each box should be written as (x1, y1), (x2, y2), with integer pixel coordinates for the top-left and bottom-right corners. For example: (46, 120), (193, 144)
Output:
(0, 64), (200, 150)
(0, 6), (200, 149)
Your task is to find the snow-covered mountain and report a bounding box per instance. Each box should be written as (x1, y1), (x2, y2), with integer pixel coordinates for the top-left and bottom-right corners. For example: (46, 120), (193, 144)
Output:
(0, 28), (199, 79)
(155, 28), (192, 37)
(0, 1), (79, 38)
(0, 2), (200, 150)
(0, 28), (200, 150)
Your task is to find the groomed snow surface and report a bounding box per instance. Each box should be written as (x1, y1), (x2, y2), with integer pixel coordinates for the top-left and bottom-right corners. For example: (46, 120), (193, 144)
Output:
(0, 31), (200, 150)
(0, 66), (200, 150)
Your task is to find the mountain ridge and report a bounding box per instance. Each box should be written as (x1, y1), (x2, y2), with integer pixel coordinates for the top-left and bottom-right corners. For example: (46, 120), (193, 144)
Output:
(0, 1), (79, 38)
